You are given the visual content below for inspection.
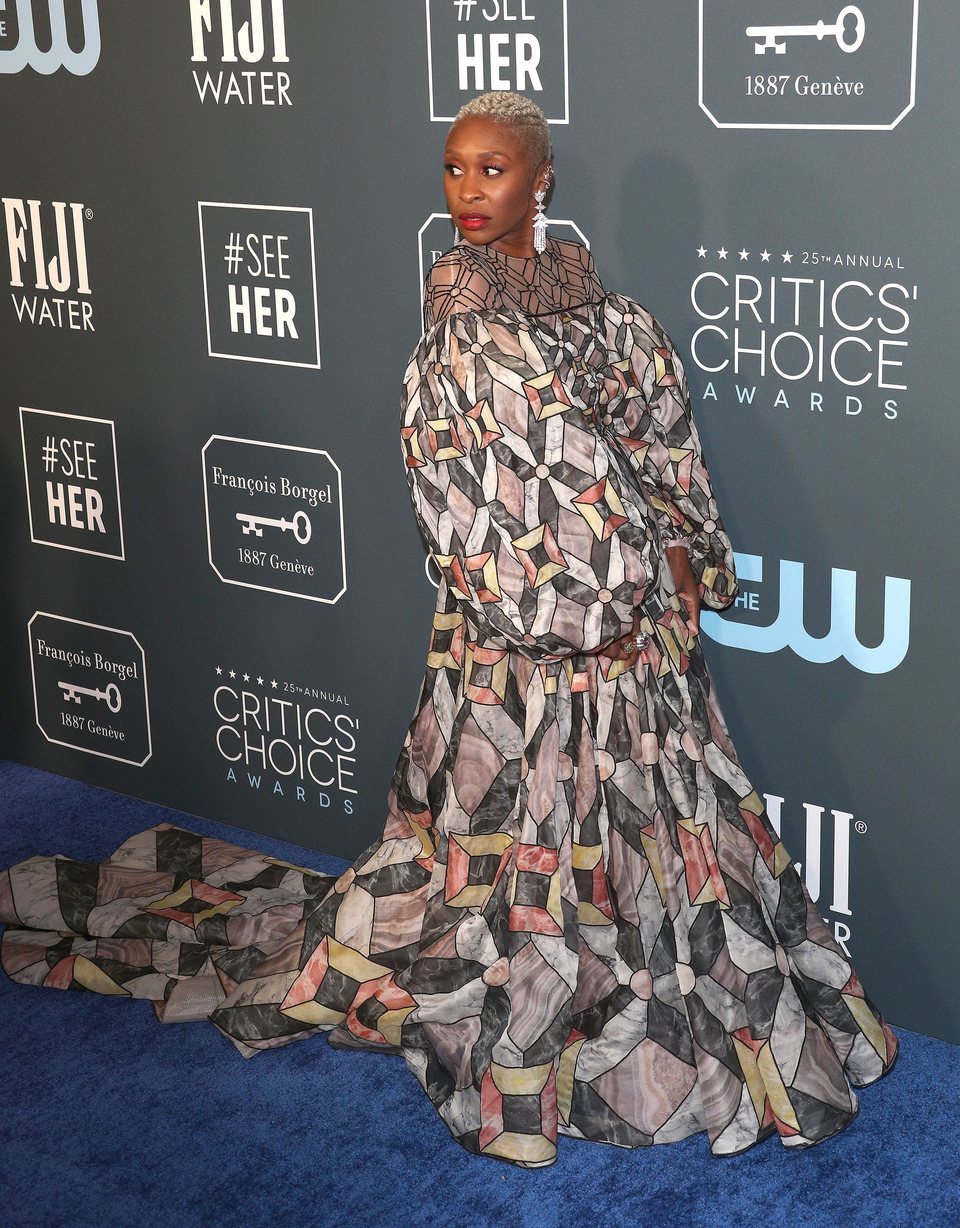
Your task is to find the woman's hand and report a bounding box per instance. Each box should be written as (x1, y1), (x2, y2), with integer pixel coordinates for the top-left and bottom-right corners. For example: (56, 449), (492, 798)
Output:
(584, 543), (700, 665)
(586, 608), (646, 668)
(666, 544), (700, 638)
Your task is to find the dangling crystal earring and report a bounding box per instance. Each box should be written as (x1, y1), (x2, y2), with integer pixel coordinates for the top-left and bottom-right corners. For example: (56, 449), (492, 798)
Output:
(533, 170), (551, 254)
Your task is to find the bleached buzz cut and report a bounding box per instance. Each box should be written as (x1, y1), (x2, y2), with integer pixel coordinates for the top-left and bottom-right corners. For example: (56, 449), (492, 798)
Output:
(452, 91), (552, 168)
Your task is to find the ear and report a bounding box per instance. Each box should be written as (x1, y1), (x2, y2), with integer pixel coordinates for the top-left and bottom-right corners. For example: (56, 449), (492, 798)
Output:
(533, 159), (553, 196)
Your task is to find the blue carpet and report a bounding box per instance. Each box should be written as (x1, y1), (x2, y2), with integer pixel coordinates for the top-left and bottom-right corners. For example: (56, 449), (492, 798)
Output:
(0, 759), (955, 1228)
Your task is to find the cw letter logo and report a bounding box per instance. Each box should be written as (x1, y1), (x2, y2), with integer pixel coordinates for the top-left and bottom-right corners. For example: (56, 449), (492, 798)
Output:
(0, 0), (101, 75)
(700, 552), (911, 674)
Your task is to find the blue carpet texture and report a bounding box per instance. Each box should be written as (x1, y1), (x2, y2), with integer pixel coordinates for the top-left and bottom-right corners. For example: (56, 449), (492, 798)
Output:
(0, 760), (956, 1228)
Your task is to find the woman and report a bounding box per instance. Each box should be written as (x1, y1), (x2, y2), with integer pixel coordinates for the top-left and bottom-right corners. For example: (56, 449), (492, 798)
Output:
(0, 92), (898, 1169)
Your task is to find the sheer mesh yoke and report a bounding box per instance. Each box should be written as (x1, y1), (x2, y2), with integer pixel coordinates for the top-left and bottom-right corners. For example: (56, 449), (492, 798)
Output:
(423, 235), (605, 329)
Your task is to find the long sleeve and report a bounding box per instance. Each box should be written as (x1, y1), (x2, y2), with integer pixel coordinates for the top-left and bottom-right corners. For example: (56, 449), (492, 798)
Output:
(610, 301), (739, 612)
(400, 313), (655, 662)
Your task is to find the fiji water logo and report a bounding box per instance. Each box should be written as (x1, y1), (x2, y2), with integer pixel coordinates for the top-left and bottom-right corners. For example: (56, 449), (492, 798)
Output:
(189, 0), (292, 105)
(701, 551), (910, 673)
(0, 0), (100, 75)
(3, 197), (94, 330)
(765, 793), (859, 953)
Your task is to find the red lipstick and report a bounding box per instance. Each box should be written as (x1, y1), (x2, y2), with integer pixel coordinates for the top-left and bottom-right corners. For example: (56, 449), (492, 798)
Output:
(459, 213), (490, 230)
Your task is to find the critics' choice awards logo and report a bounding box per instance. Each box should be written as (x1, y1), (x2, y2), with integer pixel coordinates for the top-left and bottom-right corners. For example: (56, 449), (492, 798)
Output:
(0, 0), (100, 75)
(688, 245), (917, 423)
(29, 613), (151, 766)
(418, 214), (588, 318)
(198, 202), (319, 368)
(698, 1), (919, 130)
(701, 552), (910, 674)
(212, 668), (358, 813)
(765, 792), (863, 952)
(189, 0), (292, 106)
(19, 408), (123, 559)
(426, 0), (569, 123)
(3, 197), (94, 330)
(203, 436), (346, 604)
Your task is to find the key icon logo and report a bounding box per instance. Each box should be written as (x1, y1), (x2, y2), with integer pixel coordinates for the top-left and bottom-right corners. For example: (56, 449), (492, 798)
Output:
(699, 0), (918, 131)
(746, 5), (866, 54)
(203, 436), (346, 604)
(30, 612), (151, 765)
(235, 508), (312, 545)
(58, 679), (122, 713)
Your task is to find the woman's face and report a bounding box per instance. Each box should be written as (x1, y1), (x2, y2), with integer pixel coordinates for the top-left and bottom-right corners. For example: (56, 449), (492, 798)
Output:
(443, 116), (548, 258)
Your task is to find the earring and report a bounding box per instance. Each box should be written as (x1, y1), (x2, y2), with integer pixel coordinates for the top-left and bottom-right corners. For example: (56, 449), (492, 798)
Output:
(533, 171), (551, 254)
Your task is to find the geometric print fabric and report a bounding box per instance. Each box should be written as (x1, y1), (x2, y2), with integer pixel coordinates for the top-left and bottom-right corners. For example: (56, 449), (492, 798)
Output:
(0, 239), (899, 1168)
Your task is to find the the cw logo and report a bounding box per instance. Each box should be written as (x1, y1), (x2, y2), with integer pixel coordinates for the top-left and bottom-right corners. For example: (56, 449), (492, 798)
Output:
(701, 552), (911, 674)
(0, 0), (100, 75)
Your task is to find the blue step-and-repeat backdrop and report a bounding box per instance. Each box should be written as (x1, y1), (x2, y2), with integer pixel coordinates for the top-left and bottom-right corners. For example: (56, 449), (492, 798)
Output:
(1, 2), (956, 1045)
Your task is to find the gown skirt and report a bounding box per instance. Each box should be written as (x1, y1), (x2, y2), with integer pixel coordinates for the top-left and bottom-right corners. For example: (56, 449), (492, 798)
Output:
(0, 292), (899, 1168)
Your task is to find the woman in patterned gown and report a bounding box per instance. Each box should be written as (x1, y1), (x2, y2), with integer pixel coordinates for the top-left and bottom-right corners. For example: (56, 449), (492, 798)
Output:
(0, 92), (898, 1169)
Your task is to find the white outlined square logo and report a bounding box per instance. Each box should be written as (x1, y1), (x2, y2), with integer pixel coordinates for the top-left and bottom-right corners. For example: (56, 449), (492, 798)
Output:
(29, 612), (151, 766)
(20, 407), (124, 559)
(426, 0), (569, 124)
(202, 436), (346, 603)
(198, 202), (320, 368)
(698, 1), (919, 131)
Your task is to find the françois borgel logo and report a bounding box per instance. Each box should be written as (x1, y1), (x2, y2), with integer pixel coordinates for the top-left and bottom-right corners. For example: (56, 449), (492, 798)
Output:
(20, 407), (123, 559)
(426, 0), (569, 123)
(29, 613), (151, 766)
(202, 436), (346, 604)
(418, 213), (588, 317)
(188, 0), (292, 106)
(198, 202), (319, 368)
(3, 197), (93, 330)
(698, 1), (919, 130)
(0, 0), (100, 76)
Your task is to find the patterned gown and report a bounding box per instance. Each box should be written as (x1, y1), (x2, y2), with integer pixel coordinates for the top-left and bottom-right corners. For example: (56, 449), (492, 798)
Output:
(0, 237), (899, 1169)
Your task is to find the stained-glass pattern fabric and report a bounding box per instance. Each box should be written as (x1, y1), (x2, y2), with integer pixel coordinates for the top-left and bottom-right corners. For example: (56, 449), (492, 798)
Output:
(0, 238), (898, 1169)
(0, 824), (337, 1027)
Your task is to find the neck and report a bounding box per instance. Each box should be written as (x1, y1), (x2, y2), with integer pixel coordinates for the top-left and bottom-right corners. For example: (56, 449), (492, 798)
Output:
(489, 234), (539, 260)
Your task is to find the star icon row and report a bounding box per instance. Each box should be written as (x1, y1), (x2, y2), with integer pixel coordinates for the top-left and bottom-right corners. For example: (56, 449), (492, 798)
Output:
(697, 246), (794, 263)
(214, 666), (278, 688)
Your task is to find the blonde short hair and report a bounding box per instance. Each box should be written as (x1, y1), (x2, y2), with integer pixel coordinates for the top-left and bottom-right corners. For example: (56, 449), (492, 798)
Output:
(452, 91), (552, 169)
